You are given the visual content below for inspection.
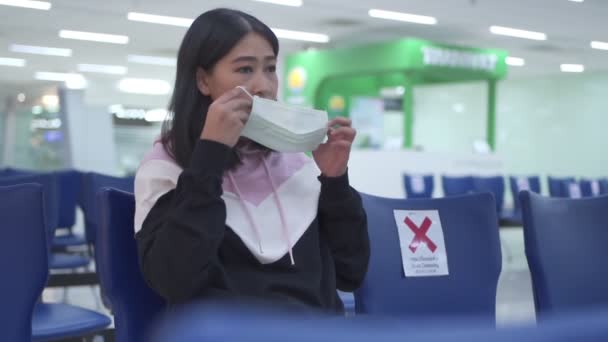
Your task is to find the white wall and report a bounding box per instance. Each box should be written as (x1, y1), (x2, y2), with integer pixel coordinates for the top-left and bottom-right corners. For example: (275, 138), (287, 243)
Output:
(412, 72), (608, 182)
(496, 72), (608, 180)
(413, 81), (488, 153)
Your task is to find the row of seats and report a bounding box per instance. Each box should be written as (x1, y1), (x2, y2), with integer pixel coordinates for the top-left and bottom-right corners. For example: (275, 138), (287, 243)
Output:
(2, 169), (608, 341)
(404, 174), (608, 224)
(405, 174), (608, 200)
(151, 190), (608, 341)
(150, 304), (608, 342)
(0, 168), (134, 341)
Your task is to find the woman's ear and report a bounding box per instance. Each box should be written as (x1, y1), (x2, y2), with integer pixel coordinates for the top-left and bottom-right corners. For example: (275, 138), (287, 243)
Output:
(196, 67), (211, 96)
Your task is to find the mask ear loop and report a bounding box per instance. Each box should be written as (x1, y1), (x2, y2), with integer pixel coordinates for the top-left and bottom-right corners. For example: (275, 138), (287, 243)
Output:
(236, 86), (254, 99)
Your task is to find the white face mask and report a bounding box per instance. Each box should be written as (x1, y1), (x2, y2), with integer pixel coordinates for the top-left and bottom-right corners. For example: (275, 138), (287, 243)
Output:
(237, 86), (328, 152)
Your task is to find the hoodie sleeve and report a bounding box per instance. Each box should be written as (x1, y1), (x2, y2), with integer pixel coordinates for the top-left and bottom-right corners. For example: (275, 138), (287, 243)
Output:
(317, 172), (370, 292)
(134, 139), (231, 304)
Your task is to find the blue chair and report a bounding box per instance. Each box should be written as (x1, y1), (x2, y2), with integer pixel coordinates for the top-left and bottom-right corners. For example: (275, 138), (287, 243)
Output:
(0, 184), (48, 342)
(403, 174), (434, 199)
(0, 173), (90, 270)
(355, 193), (502, 317)
(441, 175), (474, 197)
(0, 169), (88, 249)
(151, 303), (608, 342)
(520, 191), (608, 316)
(53, 170), (87, 248)
(509, 176), (542, 215)
(580, 179), (602, 197)
(81, 172), (134, 246)
(0, 184), (111, 341)
(547, 176), (575, 197)
(472, 176), (505, 214)
(0, 167), (37, 177)
(97, 189), (165, 342)
(561, 180), (582, 199)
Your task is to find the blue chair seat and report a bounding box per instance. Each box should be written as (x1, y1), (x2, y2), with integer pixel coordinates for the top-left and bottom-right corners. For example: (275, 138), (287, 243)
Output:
(49, 253), (90, 269)
(32, 303), (112, 341)
(53, 233), (87, 247)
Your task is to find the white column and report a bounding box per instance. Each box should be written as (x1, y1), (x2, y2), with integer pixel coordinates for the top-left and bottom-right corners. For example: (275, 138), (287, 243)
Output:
(1, 96), (17, 166)
(59, 87), (118, 175)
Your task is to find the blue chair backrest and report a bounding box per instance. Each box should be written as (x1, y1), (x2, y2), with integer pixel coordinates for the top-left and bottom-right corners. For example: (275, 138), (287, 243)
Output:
(520, 191), (608, 316)
(547, 176), (575, 197)
(509, 176), (541, 214)
(81, 172), (134, 244)
(0, 184), (49, 342)
(441, 176), (474, 197)
(403, 174), (434, 199)
(0, 167), (37, 178)
(355, 192), (501, 317)
(97, 188), (165, 342)
(0, 173), (58, 244)
(561, 180), (582, 199)
(472, 176), (505, 213)
(602, 180), (608, 195)
(56, 170), (81, 229)
(579, 179), (602, 197)
(151, 304), (608, 342)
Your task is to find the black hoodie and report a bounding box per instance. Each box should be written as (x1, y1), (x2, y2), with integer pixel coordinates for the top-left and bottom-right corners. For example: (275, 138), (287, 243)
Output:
(134, 139), (370, 312)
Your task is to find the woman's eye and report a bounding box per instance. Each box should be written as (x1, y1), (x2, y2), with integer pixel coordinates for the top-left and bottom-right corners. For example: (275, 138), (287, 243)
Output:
(237, 66), (253, 74)
(266, 65), (277, 73)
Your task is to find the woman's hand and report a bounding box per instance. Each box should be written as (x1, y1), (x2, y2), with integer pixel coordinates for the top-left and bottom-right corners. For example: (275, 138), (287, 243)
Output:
(312, 117), (356, 177)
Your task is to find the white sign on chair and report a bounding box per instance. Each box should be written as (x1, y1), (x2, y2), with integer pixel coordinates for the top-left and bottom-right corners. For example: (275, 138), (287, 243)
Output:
(393, 210), (449, 277)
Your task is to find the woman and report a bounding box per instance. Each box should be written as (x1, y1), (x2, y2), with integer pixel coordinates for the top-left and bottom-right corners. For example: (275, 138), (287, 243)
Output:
(134, 8), (369, 313)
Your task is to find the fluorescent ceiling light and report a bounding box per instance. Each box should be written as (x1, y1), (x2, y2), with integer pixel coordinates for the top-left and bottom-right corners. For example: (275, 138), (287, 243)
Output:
(271, 28), (329, 43)
(591, 41), (608, 51)
(253, 0), (302, 7)
(506, 56), (525, 66)
(118, 78), (171, 95)
(490, 26), (547, 41)
(0, 0), (51, 10)
(35, 71), (88, 89)
(127, 12), (193, 27)
(0, 57), (26, 67)
(127, 54), (176, 66)
(560, 64), (584, 72)
(368, 9), (437, 25)
(77, 63), (127, 75)
(568, 0), (584, 2)
(42, 94), (59, 110)
(35, 71), (76, 82)
(9, 44), (72, 57)
(59, 30), (129, 44)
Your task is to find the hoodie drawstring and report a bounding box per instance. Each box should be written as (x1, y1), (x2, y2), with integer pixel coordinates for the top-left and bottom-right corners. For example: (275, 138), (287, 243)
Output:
(227, 156), (295, 266)
(227, 172), (264, 255)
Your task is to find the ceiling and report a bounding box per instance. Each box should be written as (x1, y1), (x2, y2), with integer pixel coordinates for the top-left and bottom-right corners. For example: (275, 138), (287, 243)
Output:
(0, 0), (606, 108)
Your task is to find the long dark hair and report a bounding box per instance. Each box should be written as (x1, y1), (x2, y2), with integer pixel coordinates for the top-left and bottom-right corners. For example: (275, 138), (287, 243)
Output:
(161, 8), (279, 169)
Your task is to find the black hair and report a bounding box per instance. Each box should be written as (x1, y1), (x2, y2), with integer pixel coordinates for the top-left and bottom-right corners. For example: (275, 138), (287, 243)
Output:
(161, 8), (279, 169)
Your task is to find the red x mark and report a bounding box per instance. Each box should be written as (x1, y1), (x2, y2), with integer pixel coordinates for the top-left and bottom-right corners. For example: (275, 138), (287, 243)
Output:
(404, 216), (437, 253)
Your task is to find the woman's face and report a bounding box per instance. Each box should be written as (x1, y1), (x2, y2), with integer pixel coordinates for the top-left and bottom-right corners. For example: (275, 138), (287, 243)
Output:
(197, 32), (278, 101)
